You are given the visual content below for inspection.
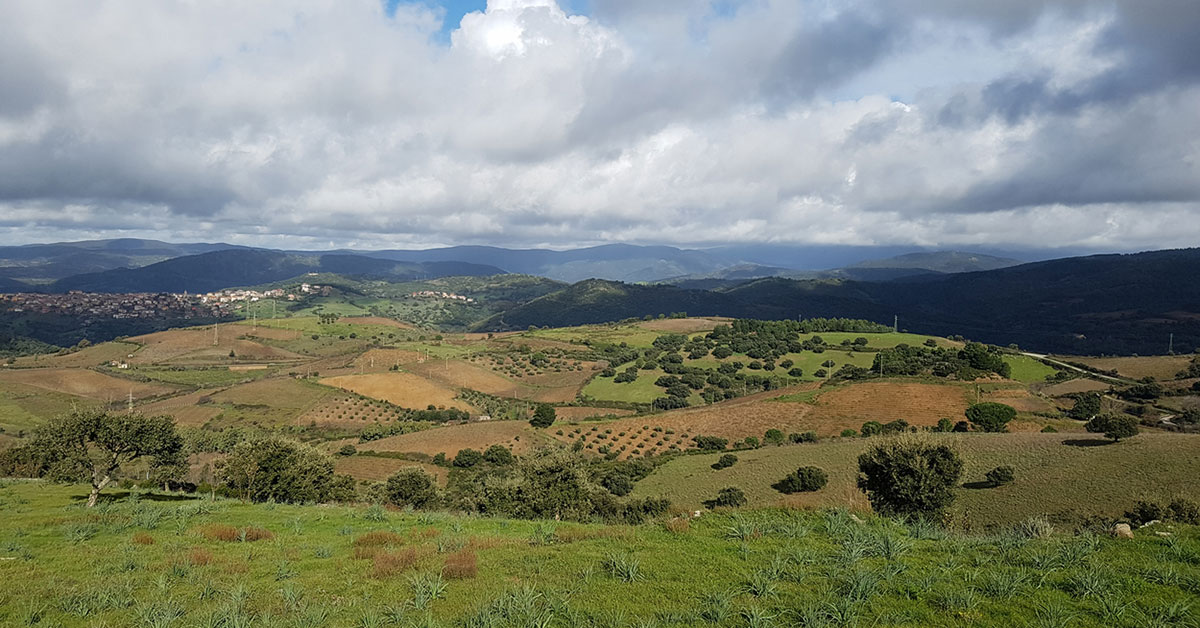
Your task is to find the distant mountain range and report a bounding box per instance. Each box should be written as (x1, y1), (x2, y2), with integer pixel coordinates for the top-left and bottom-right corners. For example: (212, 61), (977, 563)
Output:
(0, 239), (1033, 290)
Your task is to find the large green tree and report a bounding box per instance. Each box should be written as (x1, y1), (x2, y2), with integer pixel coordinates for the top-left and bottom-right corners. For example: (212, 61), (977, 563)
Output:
(530, 404), (556, 428)
(220, 439), (345, 503)
(965, 402), (1016, 433)
(1086, 414), (1140, 442)
(385, 468), (438, 508)
(32, 410), (184, 508)
(857, 438), (963, 518)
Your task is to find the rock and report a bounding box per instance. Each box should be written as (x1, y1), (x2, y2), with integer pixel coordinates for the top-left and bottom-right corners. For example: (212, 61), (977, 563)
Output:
(849, 514), (867, 525)
(1114, 523), (1134, 539)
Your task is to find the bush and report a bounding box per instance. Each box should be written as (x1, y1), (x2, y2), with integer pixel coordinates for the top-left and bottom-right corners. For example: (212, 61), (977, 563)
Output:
(1169, 498), (1200, 524)
(432, 452), (447, 466)
(601, 471), (634, 497)
(857, 438), (963, 517)
(1040, 425), (1058, 433)
(934, 418), (954, 433)
(861, 421), (884, 437)
(965, 402), (1016, 433)
(693, 435), (728, 451)
(1086, 414), (1139, 442)
(743, 436), (760, 448)
(453, 448), (484, 468)
(483, 445), (515, 465)
(1126, 500), (1165, 525)
(772, 466), (828, 494)
(763, 429), (785, 445)
(789, 431), (817, 444)
(841, 429), (857, 438)
(711, 454), (738, 470)
(706, 487), (747, 509)
(385, 468), (438, 508)
(985, 465), (1015, 487)
(530, 404), (556, 428)
(443, 549), (477, 580)
(338, 444), (357, 456)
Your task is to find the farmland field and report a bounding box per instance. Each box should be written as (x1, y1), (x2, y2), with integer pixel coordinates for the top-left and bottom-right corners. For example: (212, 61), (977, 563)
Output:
(1003, 354), (1059, 383)
(1060, 354), (1194, 380)
(333, 454), (448, 483)
(635, 432), (1200, 528)
(0, 368), (175, 402)
(360, 420), (549, 456)
(321, 372), (474, 412)
(11, 341), (141, 368)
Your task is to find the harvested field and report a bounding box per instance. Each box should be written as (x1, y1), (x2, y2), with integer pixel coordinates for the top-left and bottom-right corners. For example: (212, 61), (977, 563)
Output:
(228, 364), (270, 371)
(236, 326), (301, 341)
(12, 341), (140, 368)
(510, 368), (594, 403)
(1040, 378), (1111, 396)
(334, 456), (448, 483)
(806, 381), (970, 428)
(0, 368), (175, 401)
(363, 420), (547, 457)
(321, 372), (473, 411)
(979, 387), (1058, 415)
(127, 327), (304, 365)
(637, 317), (728, 333)
(139, 391), (223, 427)
(351, 349), (427, 372)
(554, 406), (636, 421)
(1060, 355), (1193, 381)
(405, 360), (517, 396)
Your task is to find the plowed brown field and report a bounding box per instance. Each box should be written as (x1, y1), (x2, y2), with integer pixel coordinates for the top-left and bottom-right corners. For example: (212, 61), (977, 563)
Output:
(320, 372), (473, 411)
(0, 368), (175, 402)
(127, 327), (303, 365)
(334, 456), (448, 483)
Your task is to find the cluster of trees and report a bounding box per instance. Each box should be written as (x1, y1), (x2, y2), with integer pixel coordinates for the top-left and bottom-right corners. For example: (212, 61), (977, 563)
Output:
(866, 342), (1012, 380)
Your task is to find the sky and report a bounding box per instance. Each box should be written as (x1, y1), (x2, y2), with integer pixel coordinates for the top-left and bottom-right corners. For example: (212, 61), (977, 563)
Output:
(0, 0), (1198, 252)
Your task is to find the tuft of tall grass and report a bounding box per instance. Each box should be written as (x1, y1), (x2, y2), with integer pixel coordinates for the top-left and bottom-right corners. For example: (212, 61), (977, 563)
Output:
(602, 552), (643, 583)
(372, 548), (421, 579)
(408, 571), (448, 610)
(442, 548), (477, 580)
(132, 531), (155, 545)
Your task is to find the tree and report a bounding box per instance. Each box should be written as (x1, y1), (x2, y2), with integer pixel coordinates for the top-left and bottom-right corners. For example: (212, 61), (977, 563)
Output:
(693, 435), (728, 451)
(763, 429), (785, 446)
(453, 448), (484, 468)
(1069, 393), (1102, 421)
(773, 466), (828, 494)
(338, 444), (357, 456)
(1086, 414), (1140, 442)
(707, 486), (747, 508)
(985, 465), (1014, 487)
(385, 468), (438, 508)
(530, 404), (556, 429)
(965, 402), (1016, 433)
(32, 410), (183, 508)
(221, 438), (345, 503)
(856, 438), (963, 518)
(483, 444), (515, 465)
(601, 471), (634, 496)
(711, 453), (738, 469)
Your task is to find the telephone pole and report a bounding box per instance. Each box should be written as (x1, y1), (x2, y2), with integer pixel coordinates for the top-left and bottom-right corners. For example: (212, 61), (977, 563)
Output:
(893, 315), (898, 333)
(127, 389), (134, 412)
(1169, 333), (1174, 354)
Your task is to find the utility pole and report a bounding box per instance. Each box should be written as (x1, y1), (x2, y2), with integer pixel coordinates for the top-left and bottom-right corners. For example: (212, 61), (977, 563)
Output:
(213, 323), (218, 346)
(893, 315), (898, 333)
(1169, 333), (1174, 354)
(127, 389), (133, 412)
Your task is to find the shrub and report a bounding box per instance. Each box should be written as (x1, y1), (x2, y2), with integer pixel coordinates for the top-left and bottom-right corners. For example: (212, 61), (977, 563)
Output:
(483, 445), (515, 466)
(706, 487), (747, 509)
(530, 404), (556, 428)
(132, 532), (155, 545)
(711, 454), (738, 470)
(789, 431), (817, 444)
(665, 517), (690, 534)
(985, 465), (1015, 487)
(221, 439), (345, 503)
(861, 421), (884, 437)
(432, 452), (447, 466)
(841, 429), (857, 438)
(1125, 500), (1165, 525)
(1169, 498), (1200, 524)
(693, 435), (728, 451)
(1040, 425), (1058, 433)
(601, 471), (634, 497)
(453, 448), (484, 468)
(443, 549), (477, 579)
(743, 436), (760, 448)
(763, 429), (785, 445)
(243, 527), (274, 542)
(934, 418), (954, 432)
(385, 468), (438, 508)
(187, 547), (214, 566)
(772, 466), (828, 494)
(355, 531), (405, 547)
(966, 403), (1016, 433)
(338, 444), (357, 456)
(1086, 414), (1140, 442)
(857, 438), (963, 517)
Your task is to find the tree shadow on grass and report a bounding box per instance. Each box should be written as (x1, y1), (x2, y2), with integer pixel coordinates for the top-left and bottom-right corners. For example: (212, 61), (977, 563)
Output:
(1062, 438), (1115, 447)
(961, 481), (996, 490)
(70, 491), (201, 504)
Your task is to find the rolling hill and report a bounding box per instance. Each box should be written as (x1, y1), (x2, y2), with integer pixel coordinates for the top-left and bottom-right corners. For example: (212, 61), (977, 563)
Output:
(49, 249), (506, 294)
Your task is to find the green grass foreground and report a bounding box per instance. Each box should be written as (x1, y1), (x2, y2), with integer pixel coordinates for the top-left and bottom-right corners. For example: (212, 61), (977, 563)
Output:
(2, 482), (1200, 627)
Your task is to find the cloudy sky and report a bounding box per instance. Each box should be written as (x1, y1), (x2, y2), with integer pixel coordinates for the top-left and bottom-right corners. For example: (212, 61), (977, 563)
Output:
(1, 0), (1197, 252)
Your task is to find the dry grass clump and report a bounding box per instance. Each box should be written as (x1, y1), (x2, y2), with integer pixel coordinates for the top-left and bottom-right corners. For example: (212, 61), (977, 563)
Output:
(197, 524), (274, 542)
(354, 530), (405, 547)
(442, 549), (477, 580)
(242, 527), (274, 542)
(664, 517), (691, 534)
(198, 524), (239, 542)
(372, 548), (421, 578)
(413, 526), (441, 540)
(132, 532), (155, 545)
(187, 547), (214, 566)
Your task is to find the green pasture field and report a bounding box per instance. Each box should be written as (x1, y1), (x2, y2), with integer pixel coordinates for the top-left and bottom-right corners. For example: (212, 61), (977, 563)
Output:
(1003, 355), (1060, 383)
(524, 324), (662, 348)
(1, 481), (1199, 627)
(0, 382), (93, 434)
(635, 432), (1200, 529)
(134, 366), (276, 388)
(582, 369), (674, 404)
(797, 332), (956, 350)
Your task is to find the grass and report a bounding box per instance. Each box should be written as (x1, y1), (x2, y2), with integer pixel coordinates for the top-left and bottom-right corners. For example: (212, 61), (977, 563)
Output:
(2, 481), (1199, 627)
(634, 432), (1200, 529)
(1003, 355), (1060, 383)
(581, 369), (670, 404)
(134, 366), (275, 388)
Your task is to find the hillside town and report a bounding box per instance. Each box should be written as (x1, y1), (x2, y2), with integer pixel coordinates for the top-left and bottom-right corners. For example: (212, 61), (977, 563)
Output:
(0, 291), (230, 320)
(408, 290), (475, 303)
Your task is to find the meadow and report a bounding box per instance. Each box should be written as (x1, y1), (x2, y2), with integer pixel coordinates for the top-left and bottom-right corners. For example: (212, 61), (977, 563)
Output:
(2, 481), (1199, 627)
